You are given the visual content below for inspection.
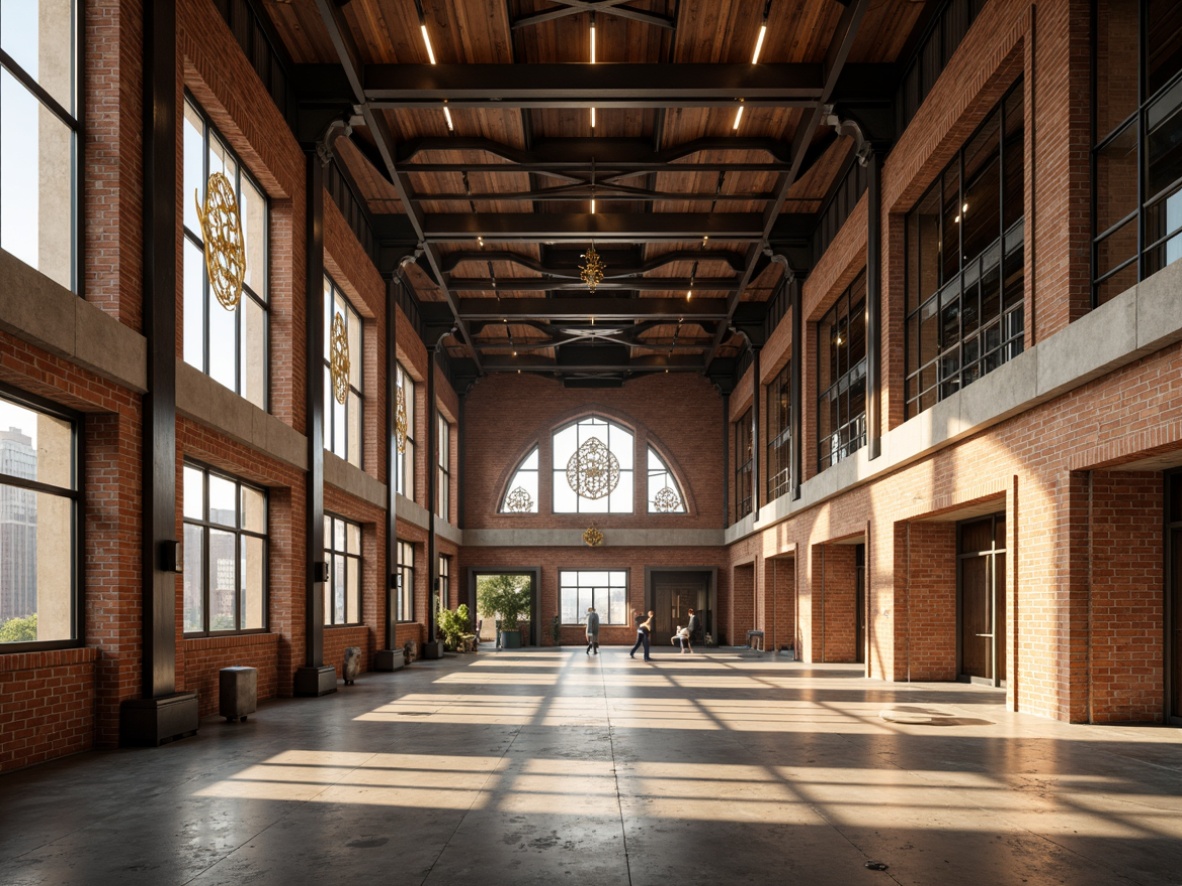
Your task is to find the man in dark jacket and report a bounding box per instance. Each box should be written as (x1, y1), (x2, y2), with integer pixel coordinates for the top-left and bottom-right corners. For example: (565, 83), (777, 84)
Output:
(585, 607), (600, 655)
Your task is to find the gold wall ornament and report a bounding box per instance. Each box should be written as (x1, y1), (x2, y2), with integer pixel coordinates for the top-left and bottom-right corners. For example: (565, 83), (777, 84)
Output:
(579, 242), (605, 293)
(394, 385), (409, 453)
(583, 525), (604, 547)
(653, 486), (681, 513)
(330, 312), (350, 405)
(504, 486), (534, 513)
(194, 172), (246, 310)
(566, 436), (619, 499)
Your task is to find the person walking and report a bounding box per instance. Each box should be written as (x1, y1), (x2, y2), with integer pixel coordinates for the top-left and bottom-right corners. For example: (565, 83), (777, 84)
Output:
(584, 606), (600, 655)
(629, 610), (654, 661)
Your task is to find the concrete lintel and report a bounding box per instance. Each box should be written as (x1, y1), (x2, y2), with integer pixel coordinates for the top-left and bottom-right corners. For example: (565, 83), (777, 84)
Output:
(325, 451), (387, 509)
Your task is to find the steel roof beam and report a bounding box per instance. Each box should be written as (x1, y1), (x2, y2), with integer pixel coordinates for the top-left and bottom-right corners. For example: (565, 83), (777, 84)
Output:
(457, 298), (729, 321)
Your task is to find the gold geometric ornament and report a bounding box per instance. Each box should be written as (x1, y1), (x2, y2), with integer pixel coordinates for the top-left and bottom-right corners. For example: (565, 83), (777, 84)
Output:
(583, 525), (604, 547)
(194, 172), (246, 310)
(394, 385), (409, 453)
(330, 312), (350, 405)
(579, 242), (606, 293)
(504, 486), (534, 513)
(653, 486), (681, 513)
(566, 436), (619, 500)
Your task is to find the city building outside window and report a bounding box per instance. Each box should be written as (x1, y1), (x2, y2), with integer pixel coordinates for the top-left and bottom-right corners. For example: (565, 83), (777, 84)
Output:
(817, 271), (867, 471)
(734, 408), (753, 520)
(767, 363), (792, 501)
(396, 540), (414, 622)
(0, 391), (79, 646)
(182, 96), (269, 410)
(324, 514), (361, 626)
(395, 362), (415, 500)
(1093, 1), (1182, 305)
(559, 570), (627, 625)
(552, 416), (634, 513)
(436, 415), (450, 521)
(905, 81), (1025, 417)
(0, 0), (78, 292)
(323, 275), (362, 468)
(182, 463), (267, 634)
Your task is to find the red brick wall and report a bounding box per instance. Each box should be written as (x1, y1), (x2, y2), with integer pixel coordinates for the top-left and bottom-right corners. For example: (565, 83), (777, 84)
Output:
(897, 522), (958, 681)
(0, 648), (98, 772)
(730, 562), (754, 648)
(822, 545), (859, 663)
(764, 556), (795, 653)
(181, 634), (280, 718)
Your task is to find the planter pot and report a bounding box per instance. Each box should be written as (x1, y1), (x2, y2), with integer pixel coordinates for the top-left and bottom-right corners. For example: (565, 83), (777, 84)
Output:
(500, 629), (522, 648)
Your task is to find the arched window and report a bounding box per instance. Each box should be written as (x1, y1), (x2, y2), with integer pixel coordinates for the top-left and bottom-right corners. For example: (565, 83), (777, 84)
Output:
(646, 447), (686, 513)
(500, 447), (539, 513)
(552, 416), (633, 513)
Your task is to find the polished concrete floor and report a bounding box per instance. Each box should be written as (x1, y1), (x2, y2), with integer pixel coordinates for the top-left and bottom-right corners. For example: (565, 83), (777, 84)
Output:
(2, 647), (1181, 886)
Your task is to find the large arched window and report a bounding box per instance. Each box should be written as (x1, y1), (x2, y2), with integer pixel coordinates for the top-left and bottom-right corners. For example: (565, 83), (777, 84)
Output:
(646, 447), (686, 513)
(500, 447), (539, 513)
(553, 416), (633, 513)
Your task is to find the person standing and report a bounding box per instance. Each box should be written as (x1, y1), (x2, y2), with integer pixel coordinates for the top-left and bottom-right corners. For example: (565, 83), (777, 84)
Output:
(629, 610), (654, 661)
(585, 606), (600, 655)
(685, 608), (700, 653)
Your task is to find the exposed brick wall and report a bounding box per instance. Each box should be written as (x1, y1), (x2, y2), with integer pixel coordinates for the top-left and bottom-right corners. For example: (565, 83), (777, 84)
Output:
(897, 522), (958, 681)
(822, 545), (858, 663)
(181, 633), (280, 719)
(729, 562), (754, 648)
(764, 556), (795, 653)
(0, 648), (99, 772)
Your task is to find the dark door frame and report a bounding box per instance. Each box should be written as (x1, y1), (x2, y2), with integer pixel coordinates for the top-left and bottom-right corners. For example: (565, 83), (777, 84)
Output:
(1166, 469), (1181, 726)
(467, 567), (541, 646)
(645, 566), (717, 642)
(956, 513), (1006, 688)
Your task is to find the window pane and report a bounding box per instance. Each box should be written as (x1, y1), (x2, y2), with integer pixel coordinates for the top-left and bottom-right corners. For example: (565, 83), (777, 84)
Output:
(1096, 218), (1138, 281)
(183, 238), (206, 369)
(1, 69), (73, 290)
(182, 523), (204, 633)
(183, 103), (204, 235)
(0, 398), (71, 489)
(1146, 77), (1182, 197)
(209, 528), (236, 630)
(349, 310), (362, 388)
(1003, 86), (1025, 230)
(333, 552), (345, 624)
(242, 534), (265, 630)
(348, 391), (362, 468)
(241, 485), (265, 533)
(241, 295), (266, 410)
(0, 489), (71, 641)
(208, 295), (237, 392)
(1, 0), (75, 114)
(208, 475), (237, 526)
(346, 556), (359, 624)
(183, 465), (204, 520)
(1147, 0), (1182, 97)
(1096, 123), (1139, 234)
(240, 174), (266, 296)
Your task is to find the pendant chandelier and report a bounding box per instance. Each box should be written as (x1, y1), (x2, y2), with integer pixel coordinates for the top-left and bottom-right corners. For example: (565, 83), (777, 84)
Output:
(579, 242), (605, 293)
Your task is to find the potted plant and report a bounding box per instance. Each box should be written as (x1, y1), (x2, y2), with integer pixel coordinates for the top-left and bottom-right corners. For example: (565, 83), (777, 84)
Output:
(477, 574), (531, 648)
(437, 603), (471, 652)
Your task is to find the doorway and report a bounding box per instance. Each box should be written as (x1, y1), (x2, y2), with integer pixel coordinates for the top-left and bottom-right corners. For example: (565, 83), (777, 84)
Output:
(469, 569), (539, 646)
(958, 514), (1006, 685)
(1168, 472), (1182, 725)
(855, 543), (866, 664)
(648, 569), (713, 645)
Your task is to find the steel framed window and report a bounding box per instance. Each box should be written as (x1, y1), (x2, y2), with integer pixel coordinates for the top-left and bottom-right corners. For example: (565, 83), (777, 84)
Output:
(766, 363), (792, 501)
(324, 514), (361, 626)
(323, 275), (363, 469)
(559, 570), (628, 625)
(733, 409), (753, 520)
(396, 540), (414, 622)
(0, 1), (80, 293)
(817, 272), (867, 471)
(0, 387), (80, 649)
(182, 95), (269, 410)
(395, 362), (415, 500)
(436, 415), (450, 521)
(182, 462), (268, 635)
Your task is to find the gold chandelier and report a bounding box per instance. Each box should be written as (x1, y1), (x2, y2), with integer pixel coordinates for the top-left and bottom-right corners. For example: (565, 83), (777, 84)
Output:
(579, 242), (606, 293)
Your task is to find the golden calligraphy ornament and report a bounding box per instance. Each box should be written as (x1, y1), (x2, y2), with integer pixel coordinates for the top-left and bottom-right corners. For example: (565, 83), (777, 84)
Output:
(582, 525), (604, 547)
(194, 172), (246, 310)
(566, 436), (619, 500)
(394, 385), (409, 453)
(653, 486), (681, 513)
(579, 242), (605, 293)
(504, 486), (534, 513)
(330, 312), (350, 405)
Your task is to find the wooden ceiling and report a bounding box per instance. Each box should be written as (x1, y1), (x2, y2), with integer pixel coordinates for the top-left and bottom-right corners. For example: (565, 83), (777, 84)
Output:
(263, 0), (930, 386)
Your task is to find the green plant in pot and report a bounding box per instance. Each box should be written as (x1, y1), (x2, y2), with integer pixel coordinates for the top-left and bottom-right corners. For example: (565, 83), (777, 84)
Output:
(437, 603), (470, 652)
(477, 574), (531, 648)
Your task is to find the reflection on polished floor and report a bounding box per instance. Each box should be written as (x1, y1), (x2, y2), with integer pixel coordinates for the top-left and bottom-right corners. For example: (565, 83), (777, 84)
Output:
(2, 648), (1180, 886)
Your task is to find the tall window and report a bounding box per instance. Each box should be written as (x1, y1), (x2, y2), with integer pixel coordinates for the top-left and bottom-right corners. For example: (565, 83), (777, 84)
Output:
(182, 463), (267, 634)
(559, 570), (627, 625)
(500, 447), (539, 513)
(646, 448), (685, 514)
(734, 409), (753, 520)
(437, 554), (450, 614)
(323, 276), (362, 468)
(906, 82), (1025, 417)
(436, 415), (450, 521)
(817, 272), (867, 471)
(395, 362), (415, 500)
(183, 97), (269, 409)
(0, 391), (78, 646)
(0, 0), (78, 291)
(1093, 0), (1182, 305)
(324, 515), (360, 626)
(396, 540), (414, 622)
(553, 416), (634, 513)
(767, 363), (792, 501)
